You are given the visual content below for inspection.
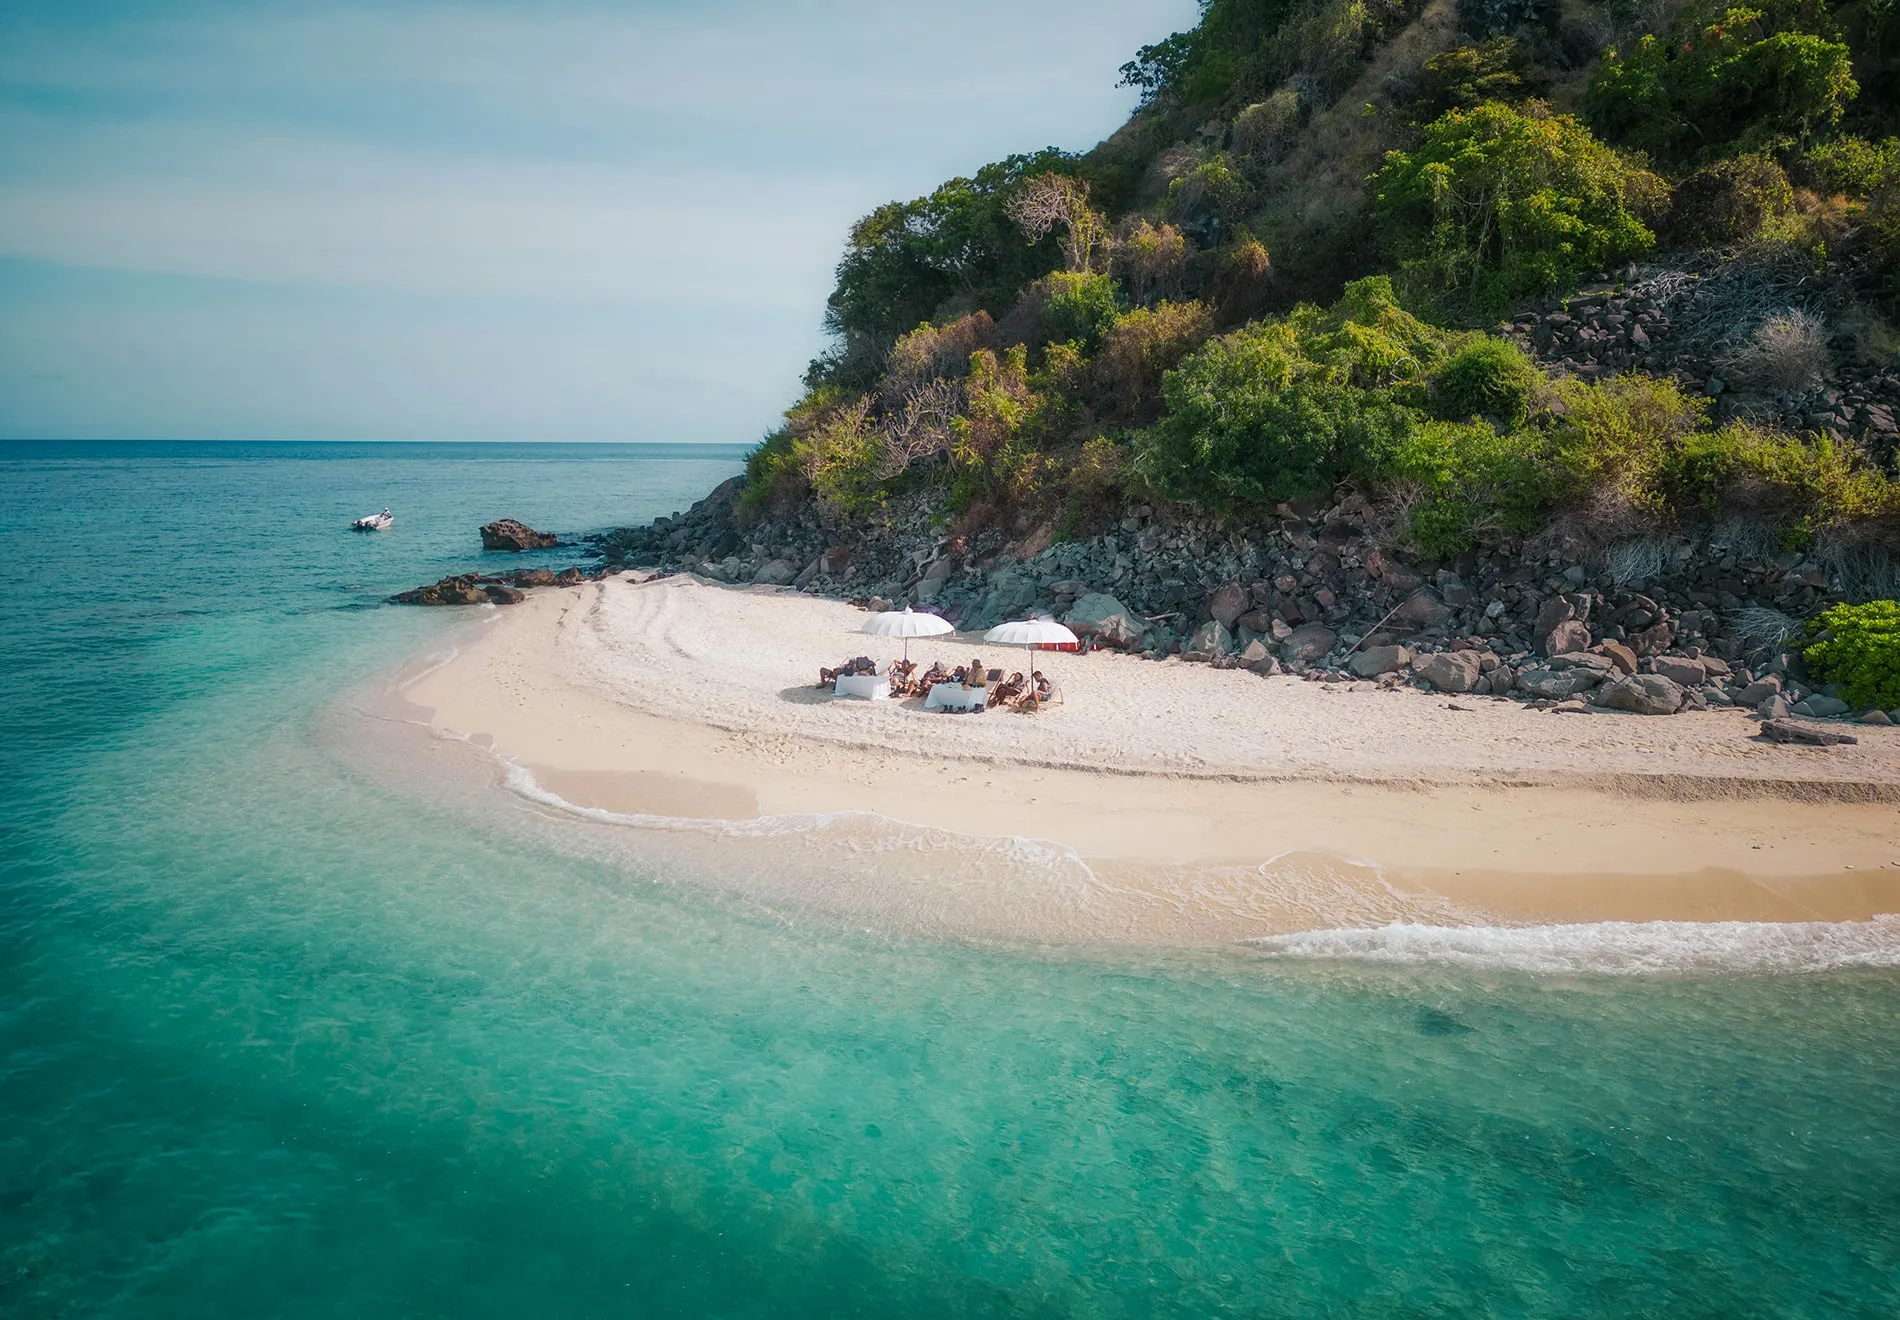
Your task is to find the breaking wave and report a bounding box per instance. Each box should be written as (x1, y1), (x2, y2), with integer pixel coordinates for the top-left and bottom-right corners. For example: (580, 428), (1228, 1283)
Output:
(1251, 916), (1900, 976)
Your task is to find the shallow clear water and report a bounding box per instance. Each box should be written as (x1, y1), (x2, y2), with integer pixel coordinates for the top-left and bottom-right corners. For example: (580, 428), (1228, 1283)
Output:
(4, 441), (1899, 1317)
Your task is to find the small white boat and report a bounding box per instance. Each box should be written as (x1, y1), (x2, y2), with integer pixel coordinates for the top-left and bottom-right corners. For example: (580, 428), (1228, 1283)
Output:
(352, 508), (393, 532)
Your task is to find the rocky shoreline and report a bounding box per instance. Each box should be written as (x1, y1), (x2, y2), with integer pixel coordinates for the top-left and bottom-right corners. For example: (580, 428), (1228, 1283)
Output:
(591, 476), (1898, 727)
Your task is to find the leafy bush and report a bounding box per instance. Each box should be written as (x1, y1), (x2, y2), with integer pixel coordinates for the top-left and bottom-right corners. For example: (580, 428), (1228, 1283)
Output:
(793, 396), (887, 514)
(1429, 337), (1542, 426)
(1804, 600), (1900, 708)
(1410, 37), (1544, 121)
(1806, 135), (1900, 196)
(1373, 102), (1665, 310)
(881, 312), (998, 404)
(1094, 300), (1216, 418)
(1378, 420), (1551, 557)
(1667, 154), (1795, 247)
(1209, 236), (1275, 324)
(740, 429), (801, 513)
(823, 150), (1072, 363)
(1547, 373), (1709, 510)
(1546, 377), (1898, 530)
(1112, 218), (1188, 305)
(1232, 88), (1301, 156)
(1587, 6), (1858, 162)
(1166, 154), (1253, 235)
(1042, 272), (1122, 350)
(1133, 279), (1444, 508)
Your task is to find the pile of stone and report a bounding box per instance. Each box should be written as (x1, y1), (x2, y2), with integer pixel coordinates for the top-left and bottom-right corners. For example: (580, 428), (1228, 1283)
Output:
(1499, 264), (1900, 460)
(480, 518), (561, 551)
(392, 566), (591, 606)
(594, 471), (1894, 724)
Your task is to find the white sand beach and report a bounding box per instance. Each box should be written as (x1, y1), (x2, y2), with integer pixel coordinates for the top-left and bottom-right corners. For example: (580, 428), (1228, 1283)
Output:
(395, 573), (1900, 940)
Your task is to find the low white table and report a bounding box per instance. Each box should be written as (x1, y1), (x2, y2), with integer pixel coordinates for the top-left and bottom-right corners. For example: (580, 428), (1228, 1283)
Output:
(833, 674), (891, 700)
(925, 683), (988, 711)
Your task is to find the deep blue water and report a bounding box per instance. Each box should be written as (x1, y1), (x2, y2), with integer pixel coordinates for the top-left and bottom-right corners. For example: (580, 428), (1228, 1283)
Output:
(3, 440), (1899, 1318)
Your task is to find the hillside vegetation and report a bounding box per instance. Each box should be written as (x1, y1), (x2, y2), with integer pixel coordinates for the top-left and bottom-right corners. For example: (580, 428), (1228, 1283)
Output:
(742, 0), (1900, 563)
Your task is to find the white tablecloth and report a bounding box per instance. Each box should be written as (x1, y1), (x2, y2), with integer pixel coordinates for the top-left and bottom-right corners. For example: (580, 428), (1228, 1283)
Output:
(925, 683), (988, 711)
(832, 674), (890, 700)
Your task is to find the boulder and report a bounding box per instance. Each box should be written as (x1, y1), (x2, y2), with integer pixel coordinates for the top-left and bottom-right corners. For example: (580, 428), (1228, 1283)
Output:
(1759, 694), (1791, 720)
(1207, 581), (1249, 628)
(1518, 666), (1605, 700)
(752, 558), (799, 586)
(1186, 619), (1233, 656)
(1065, 593), (1145, 649)
(1628, 621), (1675, 657)
(1859, 709), (1892, 725)
(480, 519), (559, 551)
(1347, 645), (1411, 678)
(391, 574), (531, 606)
(1280, 623), (1337, 667)
(1654, 656), (1707, 687)
(1760, 719), (1858, 746)
(1598, 640), (1639, 675)
(1238, 639), (1272, 667)
(1593, 674), (1685, 715)
(1237, 610), (1274, 635)
(1735, 675), (1782, 706)
(1416, 650), (1483, 693)
(1543, 620), (1591, 656)
(1792, 694), (1851, 719)
(1395, 591), (1452, 630)
(1533, 595), (1576, 637)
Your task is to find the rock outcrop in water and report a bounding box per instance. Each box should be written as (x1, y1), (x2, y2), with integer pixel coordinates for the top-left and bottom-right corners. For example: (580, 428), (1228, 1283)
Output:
(392, 566), (590, 606)
(480, 519), (559, 551)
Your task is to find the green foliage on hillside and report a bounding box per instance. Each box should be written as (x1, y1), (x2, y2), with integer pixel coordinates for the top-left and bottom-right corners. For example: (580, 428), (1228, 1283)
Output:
(752, 0), (1900, 553)
(1374, 103), (1664, 311)
(1588, 4), (1858, 163)
(1805, 600), (1900, 707)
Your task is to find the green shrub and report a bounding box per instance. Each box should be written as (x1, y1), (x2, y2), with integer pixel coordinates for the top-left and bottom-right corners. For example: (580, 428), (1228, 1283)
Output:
(1373, 103), (1665, 310)
(1411, 38), (1543, 122)
(1041, 272), (1122, 351)
(1587, 7), (1858, 162)
(740, 429), (801, 513)
(1094, 300), (1216, 418)
(1804, 600), (1900, 709)
(1806, 135), (1900, 196)
(1377, 420), (1552, 557)
(1133, 280), (1444, 509)
(1666, 153), (1795, 248)
(1429, 337), (1542, 427)
(1547, 374), (1708, 510)
(792, 396), (887, 514)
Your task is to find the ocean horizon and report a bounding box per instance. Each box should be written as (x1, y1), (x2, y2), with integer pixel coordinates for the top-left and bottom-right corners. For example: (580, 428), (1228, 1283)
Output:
(5, 439), (1899, 1317)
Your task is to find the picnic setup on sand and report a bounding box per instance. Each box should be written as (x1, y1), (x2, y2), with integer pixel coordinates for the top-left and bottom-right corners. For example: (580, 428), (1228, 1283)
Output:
(816, 607), (1073, 713)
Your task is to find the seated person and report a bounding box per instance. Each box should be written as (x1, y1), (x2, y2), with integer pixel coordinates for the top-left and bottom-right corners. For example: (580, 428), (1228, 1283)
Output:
(1031, 670), (1056, 704)
(991, 671), (1026, 706)
(916, 661), (950, 696)
(965, 657), (988, 688)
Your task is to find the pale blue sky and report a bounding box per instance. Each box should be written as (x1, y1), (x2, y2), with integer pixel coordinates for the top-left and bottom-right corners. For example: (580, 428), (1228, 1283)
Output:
(0, 0), (1195, 442)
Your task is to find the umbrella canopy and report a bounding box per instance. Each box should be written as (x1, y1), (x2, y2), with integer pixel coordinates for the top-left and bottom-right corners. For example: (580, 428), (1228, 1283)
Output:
(860, 605), (955, 661)
(983, 617), (1078, 648)
(861, 606), (956, 640)
(983, 616), (1078, 709)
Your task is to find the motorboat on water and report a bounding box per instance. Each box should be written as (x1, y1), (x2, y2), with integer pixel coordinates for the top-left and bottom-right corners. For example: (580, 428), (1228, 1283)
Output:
(352, 508), (393, 531)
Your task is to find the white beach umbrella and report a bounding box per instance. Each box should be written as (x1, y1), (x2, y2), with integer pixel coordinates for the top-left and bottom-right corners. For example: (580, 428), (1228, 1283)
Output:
(860, 605), (955, 662)
(983, 615), (1078, 708)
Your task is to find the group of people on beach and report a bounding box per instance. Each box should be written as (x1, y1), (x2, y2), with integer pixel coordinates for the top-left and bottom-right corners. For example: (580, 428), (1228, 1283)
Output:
(816, 655), (1056, 709)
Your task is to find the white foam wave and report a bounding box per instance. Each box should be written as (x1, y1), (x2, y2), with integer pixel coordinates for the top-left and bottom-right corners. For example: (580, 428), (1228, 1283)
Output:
(1251, 917), (1900, 976)
(498, 761), (1106, 877)
(396, 645), (460, 691)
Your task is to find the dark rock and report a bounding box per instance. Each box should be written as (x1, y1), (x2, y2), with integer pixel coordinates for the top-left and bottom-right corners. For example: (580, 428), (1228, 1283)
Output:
(1416, 650), (1483, 693)
(1065, 593), (1145, 649)
(1280, 623), (1337, 667)
(1593, 674), (1685, 715)
(1347, 644), (1411, 678)
(1759, 719), (1858, 746)
(481, 519), (559, 551)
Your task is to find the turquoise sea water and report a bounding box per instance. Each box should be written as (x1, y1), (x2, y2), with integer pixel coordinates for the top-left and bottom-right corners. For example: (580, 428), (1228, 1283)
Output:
(4, 441), (1899, 1317)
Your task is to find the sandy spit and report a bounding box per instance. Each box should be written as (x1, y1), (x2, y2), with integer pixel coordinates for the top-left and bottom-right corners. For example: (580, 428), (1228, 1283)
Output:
(395, 574), (1900, 936)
